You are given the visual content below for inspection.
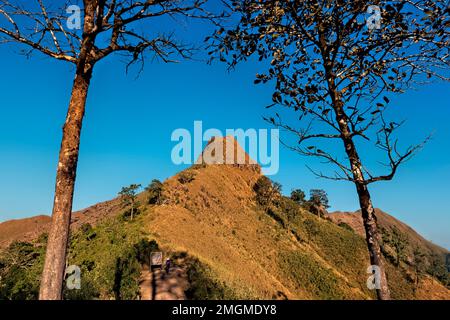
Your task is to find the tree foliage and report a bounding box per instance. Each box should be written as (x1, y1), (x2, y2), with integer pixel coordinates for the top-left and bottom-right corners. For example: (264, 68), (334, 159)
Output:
(411, 246), (427, 290)
(254, 176), (281, 208)
(118, 183), (141, 220)
(428, 253), (450, 286)
(0, 241), (45, 300)
(145, 179), (164, 205)
(309, 189), (330, 209)
(209, 0), (449, 184)
(382, 226), (409, 267)
(290, 189), (306, 205)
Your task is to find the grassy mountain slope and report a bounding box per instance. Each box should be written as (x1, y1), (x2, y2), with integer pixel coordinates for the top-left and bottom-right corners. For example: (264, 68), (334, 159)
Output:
(329, 210), (448, 257)
(1, 163), (449, 300)
(0, 200), (123, 250)
(146, 164), (373, 299)
(329, 210), (449, 299)
(0, 216), (50, 249)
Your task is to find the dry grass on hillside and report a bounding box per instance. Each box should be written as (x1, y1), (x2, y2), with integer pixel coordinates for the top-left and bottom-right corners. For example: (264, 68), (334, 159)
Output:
(1, 157), (448, 300)
(144, 164), (376, 299)
(0, 215), (51, 248)
(145, 165), (296, 299)
(329, 210), (448, 257)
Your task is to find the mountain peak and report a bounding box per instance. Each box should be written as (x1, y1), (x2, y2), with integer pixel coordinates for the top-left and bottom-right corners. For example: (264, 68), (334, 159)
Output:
(196, 136), (259, 170)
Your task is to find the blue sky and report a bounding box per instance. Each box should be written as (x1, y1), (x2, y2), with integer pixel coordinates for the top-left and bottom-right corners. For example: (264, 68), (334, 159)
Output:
(0, 9), (449, 249)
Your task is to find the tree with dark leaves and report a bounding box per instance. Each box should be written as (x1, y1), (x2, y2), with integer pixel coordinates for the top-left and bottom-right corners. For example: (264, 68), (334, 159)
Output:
(412, 246), (427, 291)
(383, 226), (409, 267)
(290, 189), (306, 205)
(210, 0), (450, 299)
(309, 189), (329, 209)
(118, 184), (141, 221)
(254, 176), (281, 208)
(145, 179), (164, 205)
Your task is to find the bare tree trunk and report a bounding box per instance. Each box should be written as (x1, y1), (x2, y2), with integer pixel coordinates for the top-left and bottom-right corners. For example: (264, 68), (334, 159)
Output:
(39, 65), (93, 300)
(338, 122), (390, 299)
(337, 117), (390, 300)
(354, 181), (391, 300)
(322, 64), (391, 299)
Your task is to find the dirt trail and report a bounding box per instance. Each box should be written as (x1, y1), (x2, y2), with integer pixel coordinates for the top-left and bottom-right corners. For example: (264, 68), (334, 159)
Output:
(139, 264), (188, 300)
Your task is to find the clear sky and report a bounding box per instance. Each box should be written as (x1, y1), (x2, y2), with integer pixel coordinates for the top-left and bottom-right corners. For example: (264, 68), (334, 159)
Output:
(0, 8), (449, 249)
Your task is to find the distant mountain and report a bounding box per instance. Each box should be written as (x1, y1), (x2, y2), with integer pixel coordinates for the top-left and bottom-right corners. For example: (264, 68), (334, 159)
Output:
(0, 199), (122, 249)
(329, 209), (448, 256)
(1, 137), (449, 300)
(0, 215), (51, 249)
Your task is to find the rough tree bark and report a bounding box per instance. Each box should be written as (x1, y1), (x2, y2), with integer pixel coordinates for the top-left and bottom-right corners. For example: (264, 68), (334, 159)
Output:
(0, 0), (220, 301)
(337, 118), (390, 300)
(38, 1), (99, 299)
(355, 180), (390, 300)
(39, 62), (93, 300)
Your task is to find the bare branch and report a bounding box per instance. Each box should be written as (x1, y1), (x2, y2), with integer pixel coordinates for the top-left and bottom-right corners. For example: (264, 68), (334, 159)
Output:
(364, 115), (432, 184)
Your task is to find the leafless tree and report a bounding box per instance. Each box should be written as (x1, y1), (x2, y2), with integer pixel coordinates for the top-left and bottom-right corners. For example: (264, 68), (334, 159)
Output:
(210, 0), (450, 299)
(0, 0), (223, 300)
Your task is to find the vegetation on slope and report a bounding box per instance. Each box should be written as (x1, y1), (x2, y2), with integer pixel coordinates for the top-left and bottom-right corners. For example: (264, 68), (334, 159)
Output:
(1, 164), (449, 300)
(330, 210), (450, 292)
(0, 238), (46, 299)
(145, 165), (447, 300)
(0, 209), (154, 300)
(63, 214), (150, 300)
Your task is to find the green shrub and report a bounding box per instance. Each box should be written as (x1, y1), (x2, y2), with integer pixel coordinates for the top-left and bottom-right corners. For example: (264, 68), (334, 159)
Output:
(64, 215), (154, 300)
(428, 254), (450, 287)
(185, 258), (236, 300)
(112, 248), (141, 300)
(338, 222), (354, 233)
(178, 171), (196, 184)
(145, 180), (165, 205)
(290, 189), (306, 205)
(277, 197), (302, 223)
(253, 176), (281, 207)
(296, 214), (371, 296)
(381, 226), (409, 267)
(266, 208), (286, 228)
(63, 277), (99, 300)
(36, 232), (48, 245)
(304, 217), (320, 237)
(80, 223), (97, 241)
(0, 241), (45, 300)
(134, 239), (159, 265)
